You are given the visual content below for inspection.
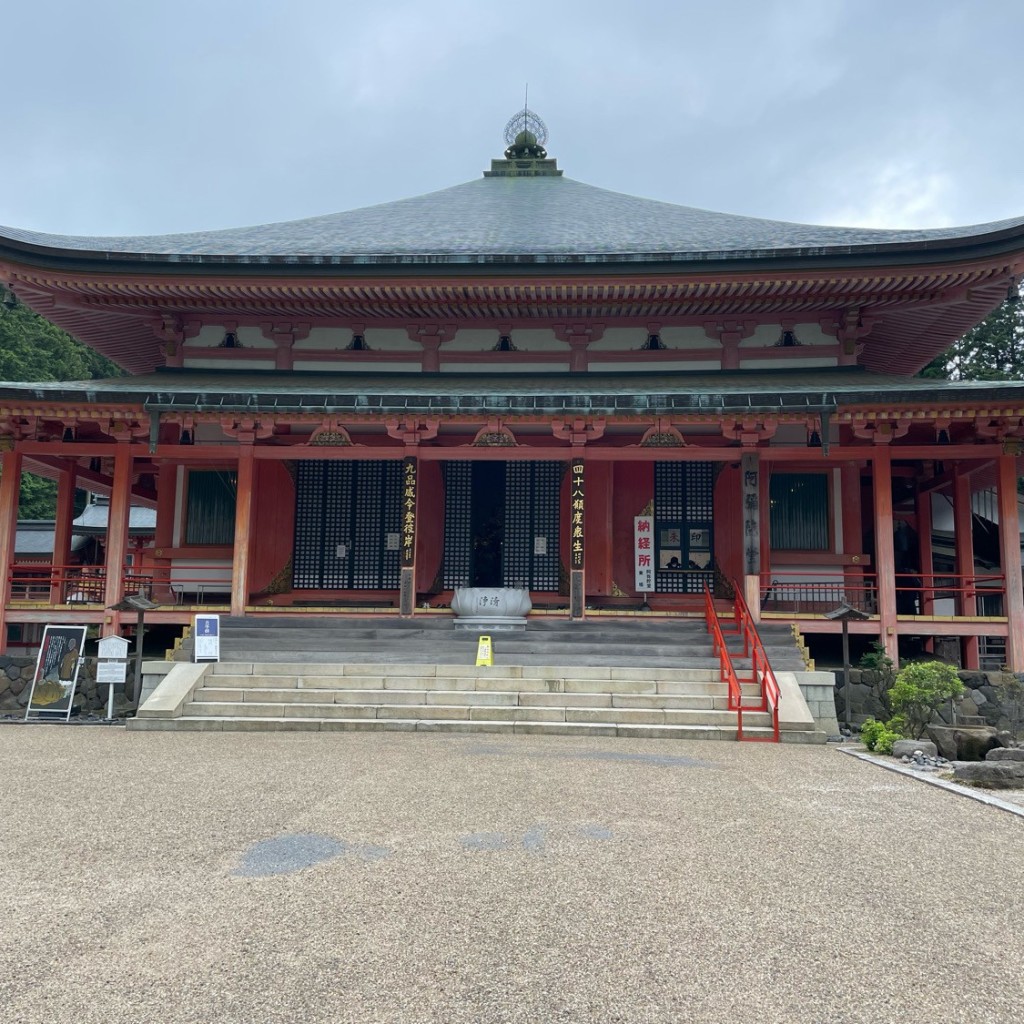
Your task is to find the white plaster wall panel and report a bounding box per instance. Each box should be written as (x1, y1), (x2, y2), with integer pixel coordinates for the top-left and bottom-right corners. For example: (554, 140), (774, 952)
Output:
(740, 322), (834, 348)
(364, 328), (421, 351)
(661, 326), (719, 349)
(510, 329), (567, 351)
(183, 358), (276, 370)
(186, 325), (229, 348)
(170, 560), (232, 586)
(592, 359), (721, 372)
(739, 357), (837, 370)
(291, 360), (423, 373)
(771, 424), (809, 445)
(766, 568), (844, 586)
(236, 326), (275, 349)
(444, 329), (500, 351)
(297, 327), (351, 351)
(193, 423), (229, 443)
(587, 327), (647, 351)
(441, 362), (566, 374)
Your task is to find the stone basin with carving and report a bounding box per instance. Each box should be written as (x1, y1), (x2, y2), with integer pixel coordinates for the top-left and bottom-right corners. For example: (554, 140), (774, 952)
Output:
(451, 587), (532, 631)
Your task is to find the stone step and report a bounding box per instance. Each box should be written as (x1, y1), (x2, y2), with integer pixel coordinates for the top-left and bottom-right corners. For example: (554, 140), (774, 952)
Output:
(134, 716), (778, 741)
(192, 687), (743, 712)
(208, 662), (729, 682)
(183, 700), (771, 728)
(201, 675), (759, 698)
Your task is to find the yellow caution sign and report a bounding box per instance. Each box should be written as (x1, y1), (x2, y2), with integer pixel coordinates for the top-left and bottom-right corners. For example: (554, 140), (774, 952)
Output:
(475, 634), (493, 667)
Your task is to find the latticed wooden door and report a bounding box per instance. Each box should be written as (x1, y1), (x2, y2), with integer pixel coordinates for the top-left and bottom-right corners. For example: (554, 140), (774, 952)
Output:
(441, 461), (562, 591)
(503, 462), (561, 591)
(293, 460), (402, 590)
(654, 462), (715, 594)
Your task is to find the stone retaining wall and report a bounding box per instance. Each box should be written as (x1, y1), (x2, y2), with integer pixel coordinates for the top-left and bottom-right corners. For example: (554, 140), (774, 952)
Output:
(0, 655), (136, 717)
(834, 667), (1024, 736)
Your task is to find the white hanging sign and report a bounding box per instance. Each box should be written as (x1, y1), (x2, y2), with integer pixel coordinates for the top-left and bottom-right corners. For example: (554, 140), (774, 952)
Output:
(634, 515), (654, 593)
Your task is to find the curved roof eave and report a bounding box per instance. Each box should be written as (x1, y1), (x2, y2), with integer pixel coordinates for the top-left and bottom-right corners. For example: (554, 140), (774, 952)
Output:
(3, 175), (1024, 274)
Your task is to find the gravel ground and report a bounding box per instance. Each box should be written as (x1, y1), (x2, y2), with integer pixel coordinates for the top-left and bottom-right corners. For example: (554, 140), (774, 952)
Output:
(1, 729), (1022, 1024)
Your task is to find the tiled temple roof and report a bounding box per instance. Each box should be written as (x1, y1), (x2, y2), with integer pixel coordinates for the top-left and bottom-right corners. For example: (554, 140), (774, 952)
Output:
(3, 176), (1024, 266)
(4, 367), (1024, 415)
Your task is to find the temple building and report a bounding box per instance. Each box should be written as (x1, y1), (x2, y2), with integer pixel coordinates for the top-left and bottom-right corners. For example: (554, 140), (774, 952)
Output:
(2, 110), (1024, 671)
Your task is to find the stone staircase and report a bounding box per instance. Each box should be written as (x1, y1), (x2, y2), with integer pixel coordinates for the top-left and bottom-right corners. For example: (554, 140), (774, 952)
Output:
(134, 615), (816, 741)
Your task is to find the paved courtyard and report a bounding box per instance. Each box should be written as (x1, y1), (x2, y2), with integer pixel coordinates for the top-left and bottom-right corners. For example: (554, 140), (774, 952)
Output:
(1, 728), (1021, 1024)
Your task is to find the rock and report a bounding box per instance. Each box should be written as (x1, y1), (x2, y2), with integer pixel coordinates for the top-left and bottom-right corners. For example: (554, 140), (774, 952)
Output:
(5, 664), (20, 681)
(893, 739), (938, 759)
(952, 761), (1024, 789)
(987, 748), (1024, 761)
(970, 689), (987, 706)
(926, 725), (1003, 761)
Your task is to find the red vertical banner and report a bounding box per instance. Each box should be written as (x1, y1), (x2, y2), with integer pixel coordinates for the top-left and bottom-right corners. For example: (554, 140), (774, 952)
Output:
(634, 515), (654, 592)
(570, 460), (585, 570)
(401, 456), (417, 568)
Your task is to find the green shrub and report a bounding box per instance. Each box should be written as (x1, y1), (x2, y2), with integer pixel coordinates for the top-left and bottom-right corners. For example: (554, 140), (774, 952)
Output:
(889, 661), (964, 739)
(860, 718), (885, 751)
(874, 727), (902, 756)
(860, 716), (903, 755)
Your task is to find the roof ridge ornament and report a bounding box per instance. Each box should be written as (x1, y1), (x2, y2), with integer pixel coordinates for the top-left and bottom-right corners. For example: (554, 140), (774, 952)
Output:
(484, 102), (563, 178)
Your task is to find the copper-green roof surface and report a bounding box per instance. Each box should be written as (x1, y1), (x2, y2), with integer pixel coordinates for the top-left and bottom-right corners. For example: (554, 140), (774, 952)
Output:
(4, 367), (1024, 415)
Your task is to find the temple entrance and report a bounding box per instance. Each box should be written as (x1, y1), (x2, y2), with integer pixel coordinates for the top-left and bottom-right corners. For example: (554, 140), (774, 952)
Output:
(470, 462), (505, 586)
(442, 461), (562, 591)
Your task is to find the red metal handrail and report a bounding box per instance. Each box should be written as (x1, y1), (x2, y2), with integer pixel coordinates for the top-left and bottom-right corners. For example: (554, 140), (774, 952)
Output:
(703, 580), (747, 740)
(732, 582), (781, 743)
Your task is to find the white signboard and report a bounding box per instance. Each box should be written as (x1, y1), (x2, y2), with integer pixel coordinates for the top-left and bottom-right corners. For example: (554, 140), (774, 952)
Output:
(97, 660), (128, 684)
(97, 635), (130, 660)
(194, 614), (221, 662)
(634, 515), (654, 593)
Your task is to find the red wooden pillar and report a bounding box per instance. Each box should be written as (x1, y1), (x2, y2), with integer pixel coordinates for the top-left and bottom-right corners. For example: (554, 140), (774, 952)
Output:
(103, 444), (133, 629)
(953, 465), (979, 669)
(152, 463), (176, 602)
(872, 447), (899, 665)
(916, 486), (934, 618)
(0, 447), (23, 652)
(841, 462), (865, 604)
(49, 462), (76, 604)
(230, 446), (255, 617)
(997, 453), (1024, 671)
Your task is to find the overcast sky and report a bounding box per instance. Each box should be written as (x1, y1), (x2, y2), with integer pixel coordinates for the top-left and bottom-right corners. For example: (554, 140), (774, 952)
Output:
(1, 0), (1021, 239)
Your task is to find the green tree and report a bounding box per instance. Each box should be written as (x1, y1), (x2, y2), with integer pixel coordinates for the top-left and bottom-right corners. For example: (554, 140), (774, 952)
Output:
(0, 301), (122, 382)
(920, 281), (1024, 381)
(1, 299), (124, 517)
(889, 661), (964, 739)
